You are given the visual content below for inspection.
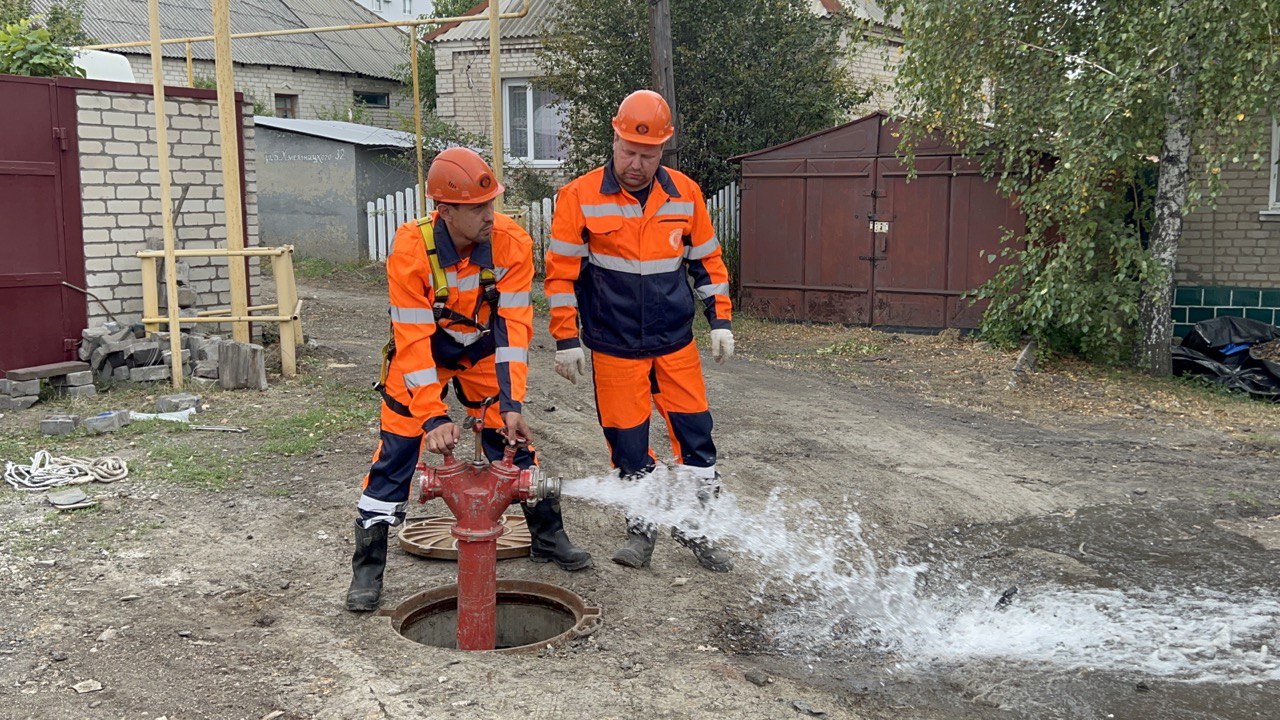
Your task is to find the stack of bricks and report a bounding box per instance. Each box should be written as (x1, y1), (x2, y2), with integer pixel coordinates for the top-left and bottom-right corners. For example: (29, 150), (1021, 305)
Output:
(0, 361), (95, 410)
(79, 323), (265, 390)
(0, 377), (41, 411)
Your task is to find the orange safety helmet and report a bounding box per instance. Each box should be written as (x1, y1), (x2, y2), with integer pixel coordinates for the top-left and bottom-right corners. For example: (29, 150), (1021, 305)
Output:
(427, 147), (505, 204)
(611, 90), (674, 146)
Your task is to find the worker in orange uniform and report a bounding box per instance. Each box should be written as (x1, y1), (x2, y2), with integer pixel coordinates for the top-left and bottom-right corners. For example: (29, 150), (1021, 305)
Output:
(544, 90), (735, 572)
(347, 148), (591, 613)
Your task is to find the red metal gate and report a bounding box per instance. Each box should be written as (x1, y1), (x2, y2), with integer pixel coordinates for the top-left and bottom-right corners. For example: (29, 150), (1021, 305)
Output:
(734, 113), (1025, 330)
(0, 75), (86, 374)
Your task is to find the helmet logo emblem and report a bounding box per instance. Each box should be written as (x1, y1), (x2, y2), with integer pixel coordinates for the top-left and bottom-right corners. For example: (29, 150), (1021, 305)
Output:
(636, 124), (649, 134)
(479, 176), (492, 188)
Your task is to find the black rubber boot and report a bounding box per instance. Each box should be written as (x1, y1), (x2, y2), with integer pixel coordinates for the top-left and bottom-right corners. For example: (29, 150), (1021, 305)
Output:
(671, 470), (732, 572)
(611, 517), (657, 569)
(671, 526), (732, 572)
(345, 520), (388, 612)
(522, 499), (592, 571)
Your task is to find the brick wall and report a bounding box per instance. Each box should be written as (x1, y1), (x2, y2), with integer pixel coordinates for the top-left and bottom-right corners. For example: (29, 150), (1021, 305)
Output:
(842, 31), (903, 116)
(434, 37), (541, 144)
(123, 56), (409, 130)
(1173, 127), (1280, 335)
(75, 87), (262, 328)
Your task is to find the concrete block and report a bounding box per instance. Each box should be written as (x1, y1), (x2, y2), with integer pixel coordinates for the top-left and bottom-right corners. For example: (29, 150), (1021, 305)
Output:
(7, 379), (40, 396)
(54, 384), (97, 399)
(161, 349), (192, 366)
(130, 365), (171, 382)
(0, 395), (39, 410)
(189, 376), (219, 390)
(112, 366), (131, 382)
(50, 371), (94, 386)
(40, 416), (79, 436)
(83, 410), (128, 434)
(0, 379), (8, 395)
(156, 393), (201, 413)
(193, 360), (219, 379)
(126, 340), (163, 368)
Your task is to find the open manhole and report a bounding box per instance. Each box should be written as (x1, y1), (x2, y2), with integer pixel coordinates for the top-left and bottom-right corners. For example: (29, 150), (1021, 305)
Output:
(388, 579), (602, 653)
(398, 514), (531, 560)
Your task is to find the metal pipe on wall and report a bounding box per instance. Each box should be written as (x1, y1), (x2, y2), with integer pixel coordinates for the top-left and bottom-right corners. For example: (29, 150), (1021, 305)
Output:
(489, 0), (504, 212)
(410, 28), (426, 213)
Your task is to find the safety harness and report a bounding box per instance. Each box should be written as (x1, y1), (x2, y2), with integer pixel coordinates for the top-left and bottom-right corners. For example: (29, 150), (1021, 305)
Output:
(377, 218), (501, 415)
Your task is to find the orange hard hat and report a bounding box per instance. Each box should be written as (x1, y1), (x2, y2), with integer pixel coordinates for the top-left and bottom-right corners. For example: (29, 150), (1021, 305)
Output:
(611, 90), (674, 145)
(427, 147), (504, 204)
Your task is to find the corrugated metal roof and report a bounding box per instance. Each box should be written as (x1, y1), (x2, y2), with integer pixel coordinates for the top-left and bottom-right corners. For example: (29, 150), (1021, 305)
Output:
(47, 0), (407, 79)
(431, 0), (552, 43)
(254, 116), (414, 146)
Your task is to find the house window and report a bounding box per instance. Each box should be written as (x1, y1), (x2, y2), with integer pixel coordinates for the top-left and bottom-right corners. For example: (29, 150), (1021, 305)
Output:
(403, 0), (413, 13)
(274, 93), (298, 119)
(503, 79), (565, 164)
(354, 91), (390, 109)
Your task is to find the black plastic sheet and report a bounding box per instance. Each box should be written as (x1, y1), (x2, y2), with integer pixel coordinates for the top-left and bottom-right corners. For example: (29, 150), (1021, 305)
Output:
(1172, 317), (1280, 400)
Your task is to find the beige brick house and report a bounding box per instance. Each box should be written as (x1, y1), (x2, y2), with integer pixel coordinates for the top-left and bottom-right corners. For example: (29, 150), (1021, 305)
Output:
(47, 0), (411, 128)
(429, 0), (903, 184)
(1173, 121), (1280, 335)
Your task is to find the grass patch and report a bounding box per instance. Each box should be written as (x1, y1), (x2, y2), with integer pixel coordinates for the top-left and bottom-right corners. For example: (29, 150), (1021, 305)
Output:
(259, 380), (376, 456)
(142, 444), (239, 491)
(292, 257), (385, 286)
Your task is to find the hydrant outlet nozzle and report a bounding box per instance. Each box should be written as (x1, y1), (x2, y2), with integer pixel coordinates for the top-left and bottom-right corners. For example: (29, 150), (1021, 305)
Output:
(531, 469), (559, 501)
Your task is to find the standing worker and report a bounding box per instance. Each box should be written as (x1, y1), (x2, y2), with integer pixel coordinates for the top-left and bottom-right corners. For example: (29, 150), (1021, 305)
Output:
(544, 90), (735, 572)
(347, 148), (591, 613)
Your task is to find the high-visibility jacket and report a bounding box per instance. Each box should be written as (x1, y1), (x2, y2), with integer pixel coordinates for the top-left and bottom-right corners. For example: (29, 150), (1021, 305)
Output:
(545, 162), (732, 359)
(385, 212), (534, 432)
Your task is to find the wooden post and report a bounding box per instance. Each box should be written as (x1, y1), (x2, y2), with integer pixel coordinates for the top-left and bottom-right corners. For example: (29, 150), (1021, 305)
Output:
(185, 41), (193, 86)
(140, 257), (160, 334)
(410, 28), (426, 214)
(211, 0), (250, 343)
(271, 249), (299, 378)
(146, 0), (185, 390)
(489, 0), (504, 212)
(648, 0), (678, 167)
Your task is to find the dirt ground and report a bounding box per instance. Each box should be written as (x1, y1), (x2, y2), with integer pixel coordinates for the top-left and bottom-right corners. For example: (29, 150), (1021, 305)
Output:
(2, 271), (1278, 720)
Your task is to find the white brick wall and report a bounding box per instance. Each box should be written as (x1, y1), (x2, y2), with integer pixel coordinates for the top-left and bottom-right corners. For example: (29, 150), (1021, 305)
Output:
(124, 56), (409, 130)
(76, 88), (263, 328)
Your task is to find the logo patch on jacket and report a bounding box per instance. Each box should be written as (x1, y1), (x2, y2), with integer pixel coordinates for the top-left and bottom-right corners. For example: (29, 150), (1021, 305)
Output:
(668, 228), (682, 251)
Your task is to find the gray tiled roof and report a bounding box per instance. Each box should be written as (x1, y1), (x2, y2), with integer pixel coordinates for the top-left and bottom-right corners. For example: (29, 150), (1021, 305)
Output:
(254, 116), (414, 146)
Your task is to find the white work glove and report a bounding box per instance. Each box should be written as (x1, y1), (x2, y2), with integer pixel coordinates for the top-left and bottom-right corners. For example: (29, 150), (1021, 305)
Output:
(710, 328), (735, 364)
(555, 347), (587, 384)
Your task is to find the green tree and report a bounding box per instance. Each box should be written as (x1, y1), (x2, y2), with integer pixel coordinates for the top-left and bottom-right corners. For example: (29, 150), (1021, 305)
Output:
(0, 16), (83, 77)
(879, 0), (1280, 372)
(538, 0), (865, 191)
(0, 0), (91, 46)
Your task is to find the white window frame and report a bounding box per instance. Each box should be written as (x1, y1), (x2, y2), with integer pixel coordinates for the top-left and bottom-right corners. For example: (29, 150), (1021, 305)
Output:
(501, 78), (564, 169)
(1270, 118), (1280, 210)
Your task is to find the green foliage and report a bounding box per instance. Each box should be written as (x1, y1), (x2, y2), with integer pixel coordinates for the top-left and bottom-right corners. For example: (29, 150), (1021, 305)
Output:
(396, 2), (484, 111)
(0, 16), (83, 77)
(880, 0), (1280, 363)
(504, 163), (559, 204)
(0, 0), (91, 46)
(538, 0), (865, 191)
(317, 99), (373, 124)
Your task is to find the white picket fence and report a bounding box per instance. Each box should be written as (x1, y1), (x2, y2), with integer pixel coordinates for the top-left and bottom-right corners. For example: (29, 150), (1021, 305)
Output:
(364, 181), (738, 273)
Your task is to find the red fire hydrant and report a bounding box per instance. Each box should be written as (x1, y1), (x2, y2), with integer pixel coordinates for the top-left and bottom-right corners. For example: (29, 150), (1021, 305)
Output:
(417, 407), (558, 651)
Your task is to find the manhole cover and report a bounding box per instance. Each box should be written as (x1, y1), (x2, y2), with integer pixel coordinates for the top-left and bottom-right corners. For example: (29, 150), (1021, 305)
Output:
(398, 514), (531, 560)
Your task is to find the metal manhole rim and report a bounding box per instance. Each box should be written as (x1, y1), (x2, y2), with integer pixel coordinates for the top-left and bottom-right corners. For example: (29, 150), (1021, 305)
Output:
(398, 513), (531, 560)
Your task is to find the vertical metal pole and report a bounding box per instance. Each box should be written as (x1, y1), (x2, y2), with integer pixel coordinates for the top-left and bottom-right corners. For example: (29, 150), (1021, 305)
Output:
(488, 0), (504, 212)
(211, 0), (250, 343)
(185, 41), (193, 87)
(146, 0), (184, 389)
(648, 0), (678, 167)
(410, 28), (426, 214)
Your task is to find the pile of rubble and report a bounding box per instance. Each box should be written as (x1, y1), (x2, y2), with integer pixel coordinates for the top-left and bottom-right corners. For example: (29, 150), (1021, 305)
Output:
(80, 322), (267, 391)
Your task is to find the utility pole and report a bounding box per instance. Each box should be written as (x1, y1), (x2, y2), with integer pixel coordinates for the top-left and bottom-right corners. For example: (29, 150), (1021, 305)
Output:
(648, 0), (678, 167)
